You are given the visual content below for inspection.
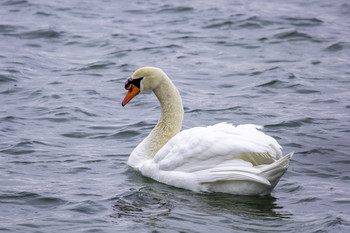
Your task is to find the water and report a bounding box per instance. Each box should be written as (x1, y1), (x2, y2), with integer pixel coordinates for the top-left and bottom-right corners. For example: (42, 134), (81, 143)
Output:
(1, 0), (350, 232)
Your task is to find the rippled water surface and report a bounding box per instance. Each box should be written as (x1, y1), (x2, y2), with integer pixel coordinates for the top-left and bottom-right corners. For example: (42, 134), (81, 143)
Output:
(1, 0), (350, 232)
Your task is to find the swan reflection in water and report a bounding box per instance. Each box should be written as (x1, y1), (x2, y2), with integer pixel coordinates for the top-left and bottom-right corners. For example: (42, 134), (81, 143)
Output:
(112, 179), (292, 230)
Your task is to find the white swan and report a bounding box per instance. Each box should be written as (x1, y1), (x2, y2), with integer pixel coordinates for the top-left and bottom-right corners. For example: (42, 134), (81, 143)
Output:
(122, 67), (292, 195)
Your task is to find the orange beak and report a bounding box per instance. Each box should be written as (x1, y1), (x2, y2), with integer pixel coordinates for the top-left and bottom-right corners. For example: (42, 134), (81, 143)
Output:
(122, 84), (140, 106)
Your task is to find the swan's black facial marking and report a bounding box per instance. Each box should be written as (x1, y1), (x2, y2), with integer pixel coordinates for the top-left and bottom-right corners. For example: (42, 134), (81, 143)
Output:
(122, 77), (144, 107)
(125, 77), (143, 89)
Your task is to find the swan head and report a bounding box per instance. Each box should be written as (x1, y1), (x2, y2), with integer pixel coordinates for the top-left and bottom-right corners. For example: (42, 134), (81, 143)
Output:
(122, 67), (165, 106)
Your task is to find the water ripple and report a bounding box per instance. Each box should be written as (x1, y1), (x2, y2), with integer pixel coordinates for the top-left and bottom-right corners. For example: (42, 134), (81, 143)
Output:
(325, 41), (350, 52)
(0, 192), (67, 209)
(281, 17), (323, 27)
(5, 28), (64, 40)
(1, 0), (29, 6)
(265, 117), (315, 128)
(1, 0), (350, 232)
(273, 29), (318, 42)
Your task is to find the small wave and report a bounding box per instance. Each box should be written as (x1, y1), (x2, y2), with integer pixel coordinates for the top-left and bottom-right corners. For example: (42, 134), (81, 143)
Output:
(284, 142), (303, 149)
(265, 117), (314, 128)
(331, 159), (350, 165)
(61, 132), (91, 139)
(273, 29), (319, 42)
(115, 129), (141, 138)
(0, 191), (38, 200)
(238, 22), (262, 29)
(332, 199), (350, 204)
(0, 191), (66, 209)
(108, 49), (132, 58)
(33, 106), (98, 122)
(278, 183), (302, 193)
(310, 99), (339, 104)
(0, 74), (17, 83)
(1, 0), (28, 6)
(0, 139), (61, 156)
(265, 59), (297, 64)
(36, 115), (80, 123)
(298, 148), (337, 156)
(35, 11), (54, 17)
(294, 87), (320, 94)
(281, 17), (323, 27)
(244, 16), (276, 26)
(295, 197), (321, 204)
(157, 6), (194, 13)
(249, 66), (280, 76)
(256, 79), (287, 87)
(203, 20), (234, 29)
(28, 196), (67, 209)
(137, 44), (183, 52)
(74, 61), (116, 71)
(257, 80), (321, 94)
(0, 115), (24, 124)
(0, 141), (36, 155)
(0, 24), (25, 33)
(203, 15), (276, 30)
(324, 41), (350, 52)
(73, 107), (99, 117)
(236, 16), (274, 29)
(68, 200), (107, 215)
(322, 213), (348, 230)
(186, 106), (241, 114)
(274, 30), (310, 39)
(89, 130), (141, 140)
(17, 29), (64, 39)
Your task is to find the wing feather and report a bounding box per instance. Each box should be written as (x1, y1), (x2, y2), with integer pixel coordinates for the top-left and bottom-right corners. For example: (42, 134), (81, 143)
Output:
(152, 123), (282, 185)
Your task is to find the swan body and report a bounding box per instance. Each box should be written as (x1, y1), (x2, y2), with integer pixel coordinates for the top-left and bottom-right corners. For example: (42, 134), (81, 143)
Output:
(122, 67), (292, 195)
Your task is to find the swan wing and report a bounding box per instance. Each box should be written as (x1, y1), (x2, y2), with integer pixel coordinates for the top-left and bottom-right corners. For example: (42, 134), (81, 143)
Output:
(152, 123), (284, 185)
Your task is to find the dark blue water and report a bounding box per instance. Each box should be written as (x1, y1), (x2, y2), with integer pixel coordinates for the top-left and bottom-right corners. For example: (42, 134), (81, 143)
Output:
(1, 0), (350, 232)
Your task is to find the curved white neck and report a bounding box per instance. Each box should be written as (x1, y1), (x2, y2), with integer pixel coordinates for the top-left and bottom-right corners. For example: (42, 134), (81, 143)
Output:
(127, 74), (184, 168)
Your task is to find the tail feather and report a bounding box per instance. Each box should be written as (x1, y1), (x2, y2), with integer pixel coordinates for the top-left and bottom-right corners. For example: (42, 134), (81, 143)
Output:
(260, 152), (293, 185)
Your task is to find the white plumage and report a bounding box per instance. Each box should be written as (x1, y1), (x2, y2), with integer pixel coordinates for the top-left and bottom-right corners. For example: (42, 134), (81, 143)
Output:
(122, 67), (292, 195)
